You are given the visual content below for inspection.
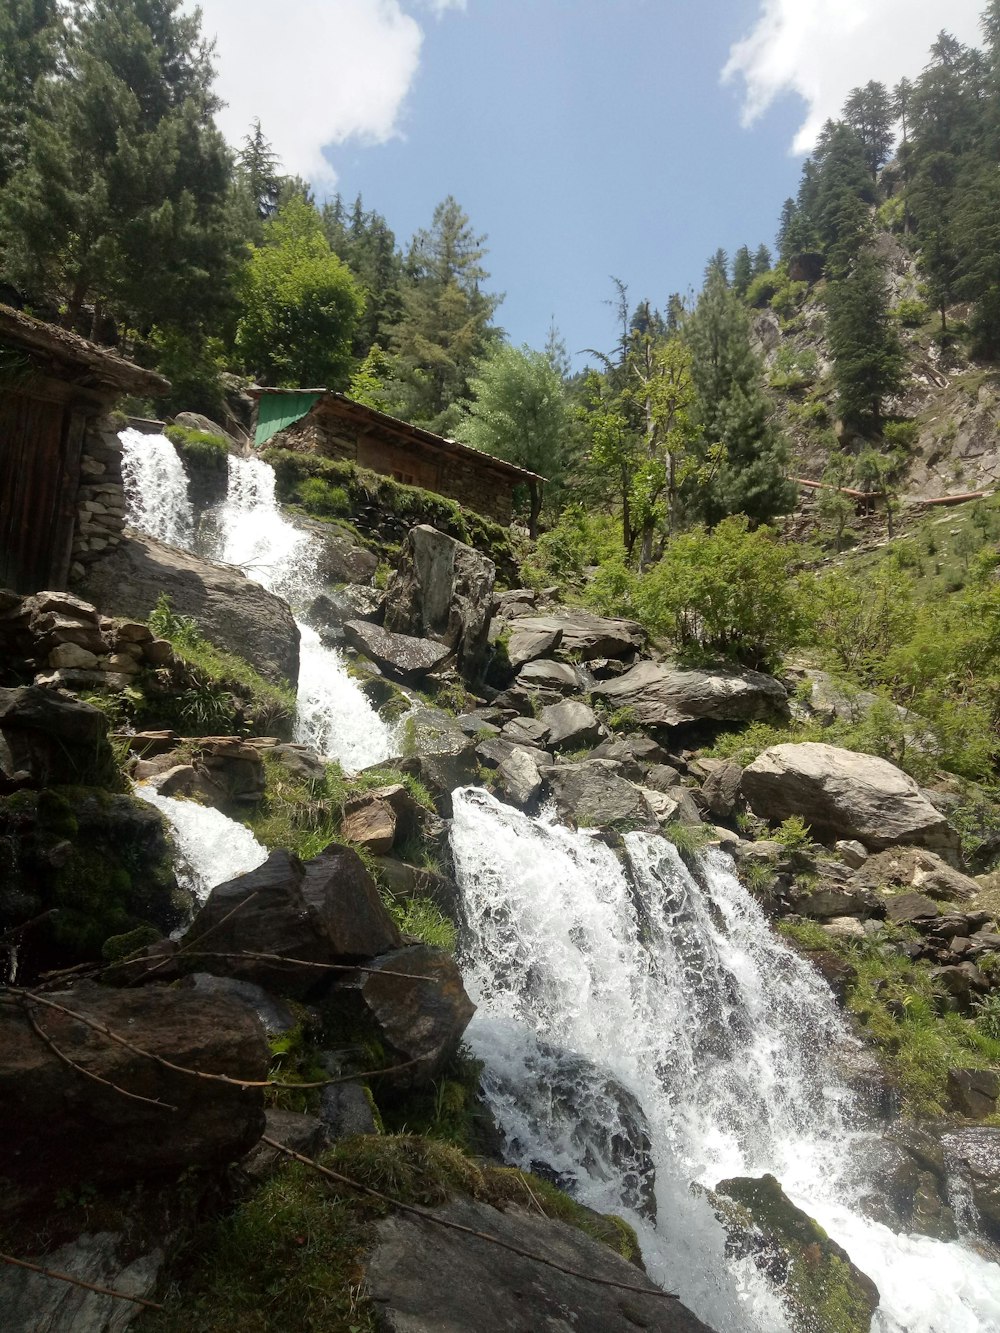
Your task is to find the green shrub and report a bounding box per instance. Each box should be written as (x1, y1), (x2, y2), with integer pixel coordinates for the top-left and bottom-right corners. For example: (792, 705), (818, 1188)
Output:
(296, 476), (352, 517)
(745, 270), (781, 309)
(882, 419), (919, 450)
(770, 279), (809, 321)
(769, 346), (819, 392)
(894, 299), (929, 328)
(772, 815), (813, 852)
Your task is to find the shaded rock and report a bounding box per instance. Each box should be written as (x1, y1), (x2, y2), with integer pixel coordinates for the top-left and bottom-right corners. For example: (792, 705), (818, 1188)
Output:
(644, 763), (683, 792)
(856, 1127), (956, 1240)
(337, 944), (475, 1088)
(504, 609), (646, 662)
(309, 585), (385, 637)
(710, 1173), (879, 1333)
(365, 1195), (712, 1333)
(741, 743), (959, 852)
(496, 746), (543, 809)
(595, 661), (787, 728)
(477, 735), (551, 773)
(884, 891), (940, 925)
(798, 886), (884, 921)
(302, 844), (404, 961)
(590, 733), (668, 768)
(319, 1082), (380, 1141)
(948, 1068), (1000, 1118)
(538, 699), (605, 751)
(373, 857), (460, 922)
(541, 760), (658, 830)
(307, 525), (379, 586)
(500, 715), (551, 748)
(0, 685), (117, 792)
(243, 1108), (328, 1182)
(180, 974), (297, 1037)
(79, 532), (300, 687)
(0, 982), (268, 1213)
(931, 963), (988, 1013)
(805, 949), (858, 1004)
(343, 620), (449, 683)
(0, 1231), (163, 1333)
(699, 759), (743, 818)
(385, 525), (495, 680)
(506, 625), (562, 670)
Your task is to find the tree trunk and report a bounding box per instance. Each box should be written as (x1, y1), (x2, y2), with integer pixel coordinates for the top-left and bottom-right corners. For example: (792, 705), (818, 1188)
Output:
(527, 482), (542, 540)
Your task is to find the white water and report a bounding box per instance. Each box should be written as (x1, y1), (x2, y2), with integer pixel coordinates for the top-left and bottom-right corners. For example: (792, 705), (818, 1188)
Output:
(134, 785), (268, 901)
(120, 427), (194, 547)
(451, 788), (1000, 1333)
(118, 433), (394, 772)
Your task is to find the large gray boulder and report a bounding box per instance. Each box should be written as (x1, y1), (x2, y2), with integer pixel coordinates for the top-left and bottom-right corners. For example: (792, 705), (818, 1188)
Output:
(539, 699), (606, 751)
(741, 743), (959, 852)
(0, 685), (113, 791)
(941, 1128), (1000, 1244)
(343, 619), (449, 682)
(366, 1196), (712, 1332)
(541, 759), (658, 829)
(398, 706), (479, 811)
(595, 661), (787, 728)
(0, 982), (268, 1213)
(504, 609), (646, 662)
(385, 525), (496, 680)
(78, 531), (300, 687)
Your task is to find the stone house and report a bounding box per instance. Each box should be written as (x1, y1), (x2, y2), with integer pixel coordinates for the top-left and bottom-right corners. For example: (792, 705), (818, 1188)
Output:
(0, 305), (167, 594)
(251, 388), (544, 527)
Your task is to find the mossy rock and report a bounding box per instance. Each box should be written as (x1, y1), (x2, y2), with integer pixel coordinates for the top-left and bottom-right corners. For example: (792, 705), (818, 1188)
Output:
(0, 786), (190, 980)
(710, 1173), (880, 1333)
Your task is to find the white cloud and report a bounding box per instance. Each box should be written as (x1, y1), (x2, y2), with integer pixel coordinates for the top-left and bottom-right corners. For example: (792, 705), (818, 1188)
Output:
(194, 0), (464, 184)
(723, 0), (984, 154)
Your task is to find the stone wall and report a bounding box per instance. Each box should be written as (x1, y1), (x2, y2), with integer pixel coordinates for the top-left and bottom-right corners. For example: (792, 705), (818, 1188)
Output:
(70, 415), (127, 582)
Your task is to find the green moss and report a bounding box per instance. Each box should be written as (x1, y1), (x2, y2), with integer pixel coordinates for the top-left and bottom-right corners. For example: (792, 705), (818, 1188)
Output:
(164, 424), (230, 471)
(101, 924), (162, 962)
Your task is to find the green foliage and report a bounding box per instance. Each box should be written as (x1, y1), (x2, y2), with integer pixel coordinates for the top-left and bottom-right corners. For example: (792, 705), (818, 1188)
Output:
(149, 328), (229, 419)
(164, 424), (230, 471)
(296, 477), (352, 517)
(235, 196), (364, 388)
(522, 503), (622, 593)
(769, 345), (819, 392)
(382, 895), (457, 952)
(769, 277), (809, 321)
(826, 248), (905, 432)
(745, 269), (782, 309)
(627, 517), (810, 669)
(881, 419), (919, 450)
(772, 815), (813, 852)
(894, 299), (930, 328)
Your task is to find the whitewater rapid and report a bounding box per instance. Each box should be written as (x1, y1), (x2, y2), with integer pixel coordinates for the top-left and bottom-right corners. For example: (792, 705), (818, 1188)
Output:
(450, 787), (1000, 1333)
(134, 785), (268, 901)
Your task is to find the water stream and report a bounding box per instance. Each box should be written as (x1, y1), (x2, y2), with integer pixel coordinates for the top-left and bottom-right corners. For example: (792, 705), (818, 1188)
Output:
(450, 787), (1000, 1333)
(119, 433), (393, 771)
(134, 785), (268, 901)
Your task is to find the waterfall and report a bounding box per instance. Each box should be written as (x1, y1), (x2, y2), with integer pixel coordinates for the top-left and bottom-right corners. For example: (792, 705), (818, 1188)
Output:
(134, 785), (268, 900)
(118, 433), (395, 772)
(120, 427), (194, 547)
(450, 787), (1000, 1333)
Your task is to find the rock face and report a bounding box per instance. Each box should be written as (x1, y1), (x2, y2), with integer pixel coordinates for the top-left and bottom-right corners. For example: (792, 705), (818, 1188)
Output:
(0, 982), (268, 1213)
(337, 944), (475, 1087)
(0, 685), (115, 791)
(367, 1196), (712, 1333)
(399, 707), (478, 809)
(78, 532), (300, 687)
(385, 525), (496, 680)
(595, 662), (787, 729)
(503, 609), (646, 661)
(343, 619), (449, 682)
(947, 1067), (1000, 1118)
(185, 845), (402, 996)
(741, 743), (959, 851)
(541, 760), (658, 830)
(941, 1127), (1000, 1244)
(711, 1174), (880, 1333)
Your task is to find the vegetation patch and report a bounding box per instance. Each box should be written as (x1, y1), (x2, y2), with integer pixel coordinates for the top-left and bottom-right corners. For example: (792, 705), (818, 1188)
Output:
(164, 424), (230, 471)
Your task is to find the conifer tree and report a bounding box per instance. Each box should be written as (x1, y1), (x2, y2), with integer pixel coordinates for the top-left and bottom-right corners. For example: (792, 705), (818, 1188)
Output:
(731, 246), (753, 297)
(237, 119), (281, 223)
(752, 244), (772, 277)
(0, 0), (60, 188)
(843, 80), (894, 181)
(826, 247), (904, 432)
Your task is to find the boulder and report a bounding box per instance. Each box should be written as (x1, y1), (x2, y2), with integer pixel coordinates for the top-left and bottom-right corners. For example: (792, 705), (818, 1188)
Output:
(538, 700), (606, 751)
(862, 847), (980, 903)
(0, 982), (268, 1213)
(496, 746), (544, 809)
(710, 1173), (879, 1333)
(500, 715), (551, 748)
(339, 788), (414, 854)
(540, 760), (658, 830)
(0, 685), (117, 791)
(699, 759), (744, 818)
(343, 619), (449, 682)
(385, 525), (496, 680)
(856, 1127), (956, 1240)
(309, 585), (385, 637)
(589, 734), (668, 769)
(506, 625), (562, 669)
(595, 661), (787, 729)
(365, 1196), (713, 1333)
(180, 974), (297, 1037)
(306, 524), (379, 586)
(948, 1067), (1000, 1118)
(836, 839), (868, 869)
(78, 532), (300, 687)
(884, 891), (940, 925)
(941, 1127), (1000, 1244)
(336, 944), (475, 1088)
(931, 963), (988, 1013)
(399, 707), (478, 810)
(504, 609), (646, 662)
(515, 658), (588, 695)
(797, 886), (884, 921)
(741, 744), (959, 852)
(173, 410), (243, 448)
(303, 844), (404, 960)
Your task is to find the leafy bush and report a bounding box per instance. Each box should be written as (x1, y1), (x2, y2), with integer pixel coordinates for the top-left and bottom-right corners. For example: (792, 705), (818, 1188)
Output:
(523, 504), (622, 592)
(769, 346), (818, 392)
(745, 270), (782, 309)
(772, 815), (813, 852)
(882, 419), (919, 450)
(769, 278), (809, 321)
(894, 299), (930, 328)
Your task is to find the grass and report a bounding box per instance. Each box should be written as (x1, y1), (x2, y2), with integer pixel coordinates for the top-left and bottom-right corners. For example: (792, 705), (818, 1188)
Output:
(381, 895), (457, 952)
(164, 424), (230, 471)
(146, 1134), (640, 1332)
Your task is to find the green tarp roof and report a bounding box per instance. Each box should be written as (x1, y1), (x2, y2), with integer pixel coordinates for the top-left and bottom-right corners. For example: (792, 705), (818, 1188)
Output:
(253, 390), (322, 447)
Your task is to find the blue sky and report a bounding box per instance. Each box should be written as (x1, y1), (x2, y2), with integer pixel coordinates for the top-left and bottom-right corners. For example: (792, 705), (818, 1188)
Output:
(198, 0), (984, 368)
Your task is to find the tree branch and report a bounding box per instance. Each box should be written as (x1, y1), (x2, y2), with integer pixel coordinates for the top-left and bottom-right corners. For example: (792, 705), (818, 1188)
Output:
(0, 1251), (164, 1311)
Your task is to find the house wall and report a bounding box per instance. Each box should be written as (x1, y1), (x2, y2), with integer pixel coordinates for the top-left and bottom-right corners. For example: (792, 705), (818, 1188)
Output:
(273, 410), (517, 525)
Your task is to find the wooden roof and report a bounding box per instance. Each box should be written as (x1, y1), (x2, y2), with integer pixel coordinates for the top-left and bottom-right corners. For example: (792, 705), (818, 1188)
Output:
(0, 304), (169, 397)
(249, 387), (547, 485)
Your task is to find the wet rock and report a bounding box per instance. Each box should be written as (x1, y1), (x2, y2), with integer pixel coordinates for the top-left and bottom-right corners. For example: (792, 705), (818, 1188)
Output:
(343, 619), (449, 683)
(336, 944), (475, 1088)
(180, 974), (298, 1037)
(595, 661), (787, 729)
(540, 760), (658, 830)
(385, 525), (496, 680)
(538, 699), (606, 751)
(0, 982), (268, 1213)
(941, 1127), (1000, 1244)
(319, 1082), (380, 1141)
(742, 743), (959, 852)
(0, 1231), (163, 1333)
(710, 1173), (880, 1333)
(78, 532), (300, 688)
(398, 707), (478, 811)
(242, 1108), (328, 1181)
(309, 586), (385, 637)
(504, 609), (646, 662)
(0, 685), (114, 791)
(805, 949), (858, 1003)
(308, 526), (379, 586)
(948, 1068), (1000, 1118)
(365, 1195), (713, 1333)
(857, 1127), (956, 1240)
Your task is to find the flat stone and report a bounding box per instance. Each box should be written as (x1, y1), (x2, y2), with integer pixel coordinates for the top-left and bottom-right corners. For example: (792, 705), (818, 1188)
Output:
(343, 619), (450, 682)
(595, 661), (787, 728)
(505, 609), (646, 662)
(516, 659), (586, 693)
(47, 641), (100, 669)
(538, 699), (605, 751)
(506, 626), (562, 669)
(500, 716), (551, 748)
(541, 760), (658, 830)
(885, 892), (941, 925)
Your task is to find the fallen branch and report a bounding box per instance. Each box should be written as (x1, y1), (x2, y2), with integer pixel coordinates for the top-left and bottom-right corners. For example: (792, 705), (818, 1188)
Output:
(0, 1251), (164, 1311)
(261, 1137), (680, 1302)
(151, 950), (433, 982)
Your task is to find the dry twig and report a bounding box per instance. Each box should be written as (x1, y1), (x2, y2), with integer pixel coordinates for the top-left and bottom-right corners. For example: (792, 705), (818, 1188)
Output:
(0, 1251), (164, 1311)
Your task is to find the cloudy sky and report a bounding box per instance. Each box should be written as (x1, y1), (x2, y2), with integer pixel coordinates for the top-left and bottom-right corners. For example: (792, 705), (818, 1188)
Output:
(194, 0), (985, 364)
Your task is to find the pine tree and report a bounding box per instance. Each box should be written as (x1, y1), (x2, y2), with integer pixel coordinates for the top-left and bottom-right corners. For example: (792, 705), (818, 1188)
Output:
(387, 196), (501, 433)
(1, 0), (236, 334)
(0, 0), (60, 189)
(843, 81), (894, 181)
(752, 244), (772, 277)
(237, 119), (280, 223)
(826, 247), (904, 432)
(731, 246), (753, 297)
(683, 268), (796, 526)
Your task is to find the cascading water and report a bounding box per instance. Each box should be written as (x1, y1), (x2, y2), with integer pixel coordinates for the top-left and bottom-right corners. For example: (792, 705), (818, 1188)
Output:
(118, 432), (394, 771)
(120, 427), (194, 547)
(450, 787), (1000, 1333)
(134, 785), (268, 901)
